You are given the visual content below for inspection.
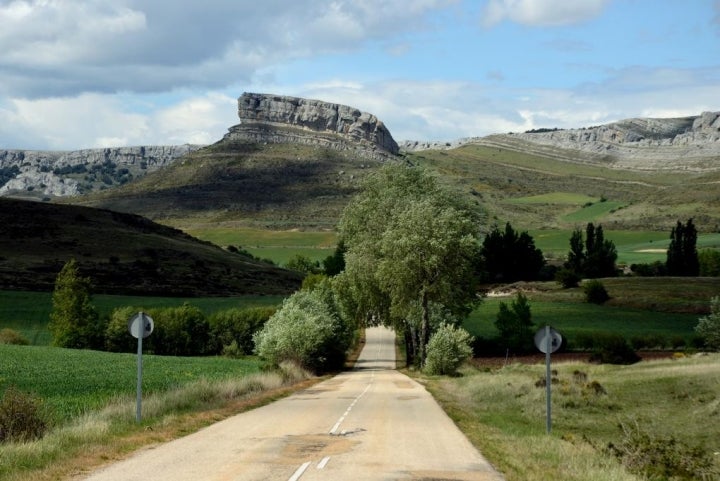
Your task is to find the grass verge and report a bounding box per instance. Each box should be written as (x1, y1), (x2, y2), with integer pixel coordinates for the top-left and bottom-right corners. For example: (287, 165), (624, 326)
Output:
(421, 354), (720, 481)
(0, 362), (316, 481)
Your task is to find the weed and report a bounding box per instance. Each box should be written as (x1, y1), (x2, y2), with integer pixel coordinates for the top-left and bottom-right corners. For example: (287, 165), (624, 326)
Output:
(0, 386), (47, 443)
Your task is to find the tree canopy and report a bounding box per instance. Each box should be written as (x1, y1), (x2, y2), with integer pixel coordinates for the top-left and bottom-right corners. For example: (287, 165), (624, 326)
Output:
(480, 222), (545, 282)
(666, 219), (699, 276)
(564, 223), (617, 279)
(336, 164), (483, 366)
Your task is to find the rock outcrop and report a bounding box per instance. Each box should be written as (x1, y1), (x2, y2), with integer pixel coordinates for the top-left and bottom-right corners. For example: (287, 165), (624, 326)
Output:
(0, 145), (202, 197)
(223, 93), (399, 160)
(473, 112), (720, 171)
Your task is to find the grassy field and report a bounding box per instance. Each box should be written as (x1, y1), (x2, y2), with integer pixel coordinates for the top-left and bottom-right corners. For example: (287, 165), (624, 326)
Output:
(423, 354), (720, 481)
(0, 291), (285, 346)
(0, 344), (262, 422)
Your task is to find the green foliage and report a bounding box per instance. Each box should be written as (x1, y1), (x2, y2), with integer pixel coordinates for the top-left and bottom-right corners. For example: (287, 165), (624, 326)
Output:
(607, 421), (719, 481)
(151, 304), (210, 356)
(284, 254), (320, 274)
(555, 268), (580, 288)
(322, 240), (346, 276)
(424, 323), (473, 375)
(338, 164), (482, 365)
(207, 306), (275, 356)
(583, 280), (610, 304)
(630, 261), (667, 277)
(481, 222), (545, 282)
(564, 223), (617, 279)
(494, 292), (534, 353)
(666, 218), (699, 276)
(48, 259), (103, 349)
(253, 288), (351, 373)
(588, 333), (640, 364)
(696, 296), (720, 351)
(0, 386), (47, 443)
(0, 328), (29, 345)
(698, 249), (720, 276)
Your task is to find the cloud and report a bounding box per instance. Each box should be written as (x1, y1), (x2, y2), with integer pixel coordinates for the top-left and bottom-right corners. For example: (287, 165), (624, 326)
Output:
(0, 92), (238, 150)
(481, 0), (610, 27)
(0, 0), (449, 99)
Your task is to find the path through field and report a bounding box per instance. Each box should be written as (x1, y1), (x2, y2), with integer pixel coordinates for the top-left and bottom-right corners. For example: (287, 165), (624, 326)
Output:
(80, 327), (504, 480)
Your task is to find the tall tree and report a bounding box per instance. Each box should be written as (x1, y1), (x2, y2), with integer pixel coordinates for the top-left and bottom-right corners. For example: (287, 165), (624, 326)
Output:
(667, 219), (699, 276)
(337, 164), (483, 366)
(494, 292), (534, 354)
(48, 259), (102, 349)
(481, 222), (545, 282)
(564, 223), (617, 278)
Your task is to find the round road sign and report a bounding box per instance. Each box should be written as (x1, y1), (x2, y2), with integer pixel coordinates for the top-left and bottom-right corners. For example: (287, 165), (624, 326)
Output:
(534, 326), (562, 354)
(128, 312), (154, 339)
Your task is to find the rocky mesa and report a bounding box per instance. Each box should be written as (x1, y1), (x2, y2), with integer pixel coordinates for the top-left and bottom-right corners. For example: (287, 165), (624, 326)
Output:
(222, 92), (399, 160)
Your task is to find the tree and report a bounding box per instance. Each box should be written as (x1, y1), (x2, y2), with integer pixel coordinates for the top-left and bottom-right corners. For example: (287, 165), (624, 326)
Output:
(563, 223), (617, 279)
(337, 164), (483, 366)
(696, 296), (720, 351)
(480, 222), (545, 282)
(48, 259), (102, 349)
(322, 240), (346, 276)
(667, 219), (699, 276)
(424, 323), (474, 375)
(253, 286), (352, 373)
(284, 254), (320, 274)
(494, 292), (534, 354)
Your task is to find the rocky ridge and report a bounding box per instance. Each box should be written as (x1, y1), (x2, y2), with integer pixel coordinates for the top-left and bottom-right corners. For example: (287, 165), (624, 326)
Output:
(0, 145), (202, 198)
(223, 92), (399, 160)
(403, 111), (720, 172)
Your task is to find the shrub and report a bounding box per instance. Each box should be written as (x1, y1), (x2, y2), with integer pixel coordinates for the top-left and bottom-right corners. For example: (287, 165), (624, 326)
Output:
(583, 280), (610, 304)
(0, 386), (47, 443)
(424, 323), (473, 375)
(607, 421), (719, 481)
(589, 333), (640, 364)
(151, 304), (209, 356)
(253, 289), (351, 373)
(105, 306), (143, 352)
(555, 268), (580, 288)
(0, 328), (29, 345)
(208, 307), (275, 356)
(696, 296), (720, 351)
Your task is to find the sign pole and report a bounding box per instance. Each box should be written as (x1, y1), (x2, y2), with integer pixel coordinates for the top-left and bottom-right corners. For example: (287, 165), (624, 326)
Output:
(545, 325), (552, 434)
(136, 328), (143, 423)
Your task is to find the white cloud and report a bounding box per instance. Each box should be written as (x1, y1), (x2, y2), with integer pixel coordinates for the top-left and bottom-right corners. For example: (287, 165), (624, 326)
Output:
(481, 0), (610, 27)
(0, 0), (449, 98)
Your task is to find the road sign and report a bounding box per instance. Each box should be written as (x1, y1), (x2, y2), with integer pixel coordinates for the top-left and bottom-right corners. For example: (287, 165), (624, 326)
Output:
(128, 312), (154, 339)
(534, 326), (562, 354)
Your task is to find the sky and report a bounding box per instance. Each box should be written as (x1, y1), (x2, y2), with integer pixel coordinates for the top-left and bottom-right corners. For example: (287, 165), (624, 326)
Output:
(0, 0), (719, 150)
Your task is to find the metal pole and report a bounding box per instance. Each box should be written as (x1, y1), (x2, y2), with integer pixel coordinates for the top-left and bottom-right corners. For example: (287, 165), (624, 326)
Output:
(545, 325), (552, 434)
(136, 321), (143, 423)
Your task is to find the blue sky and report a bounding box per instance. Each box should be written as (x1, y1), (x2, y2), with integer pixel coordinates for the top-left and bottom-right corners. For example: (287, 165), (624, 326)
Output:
(0, 0), (718, 150)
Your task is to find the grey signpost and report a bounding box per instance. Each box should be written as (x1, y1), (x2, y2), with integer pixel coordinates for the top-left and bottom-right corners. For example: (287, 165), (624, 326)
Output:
(128, 311), (154, 423)
(534, 325), (562, 434)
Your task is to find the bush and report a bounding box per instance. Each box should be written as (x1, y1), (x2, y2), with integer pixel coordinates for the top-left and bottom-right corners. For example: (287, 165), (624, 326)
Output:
(208, 307), (275, 356)
(555, 268), (580, 288)
(589, 333), (640, 364)
(0, 328), (29, 345)
(607, 421), (719, 481)
(0, 386), (47, 443)
(151, 304), (209, 356)
(424, 323), (473, 375)
(583, 280), (610, 304)
(696, 296), (720, 351)
(253, 289), (351, 373)
(105, 306), (142, 352)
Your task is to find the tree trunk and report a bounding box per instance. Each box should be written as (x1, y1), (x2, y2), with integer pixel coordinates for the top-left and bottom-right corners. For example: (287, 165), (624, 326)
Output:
(419, 290), (430, 366)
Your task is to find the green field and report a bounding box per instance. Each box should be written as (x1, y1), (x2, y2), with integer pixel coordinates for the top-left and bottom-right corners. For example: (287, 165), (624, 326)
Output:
(0, 344), (262, 422)
(0, 291), (285, 346)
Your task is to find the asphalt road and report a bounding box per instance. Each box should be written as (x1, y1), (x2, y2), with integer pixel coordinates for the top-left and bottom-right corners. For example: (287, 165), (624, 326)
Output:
(80, 326), (504, 481)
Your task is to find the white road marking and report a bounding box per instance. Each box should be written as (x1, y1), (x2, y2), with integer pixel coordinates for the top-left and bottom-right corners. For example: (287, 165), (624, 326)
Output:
(288, 461), (311, 481)
(329, 382), (372, 434)
(317, 456), (331, 469)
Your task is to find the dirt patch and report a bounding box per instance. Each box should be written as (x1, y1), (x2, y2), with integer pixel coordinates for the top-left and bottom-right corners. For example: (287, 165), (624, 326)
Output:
(281, 434), (358, 463)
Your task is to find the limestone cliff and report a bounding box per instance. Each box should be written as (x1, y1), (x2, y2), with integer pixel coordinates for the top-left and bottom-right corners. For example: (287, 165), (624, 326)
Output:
(223, 93), (399, 160)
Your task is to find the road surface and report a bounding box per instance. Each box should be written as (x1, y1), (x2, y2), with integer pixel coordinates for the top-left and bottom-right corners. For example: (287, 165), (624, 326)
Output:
(81, 326), (504, 480)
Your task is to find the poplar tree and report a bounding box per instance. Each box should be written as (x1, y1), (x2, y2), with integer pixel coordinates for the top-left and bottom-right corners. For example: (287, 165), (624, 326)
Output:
(667, 219), (699, 276)
(48, 259), (101, 349)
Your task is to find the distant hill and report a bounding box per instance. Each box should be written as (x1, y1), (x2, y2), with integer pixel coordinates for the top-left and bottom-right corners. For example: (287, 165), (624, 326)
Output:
(0, 198), (301, 295)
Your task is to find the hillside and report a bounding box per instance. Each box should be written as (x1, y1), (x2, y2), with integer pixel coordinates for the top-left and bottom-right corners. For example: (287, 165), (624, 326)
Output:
(0, 198), (301, 296)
